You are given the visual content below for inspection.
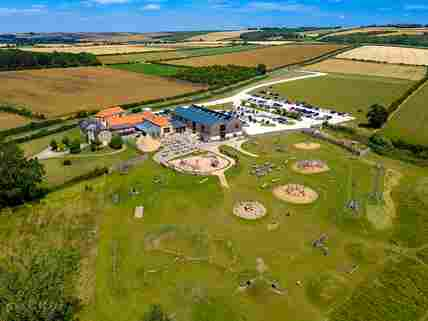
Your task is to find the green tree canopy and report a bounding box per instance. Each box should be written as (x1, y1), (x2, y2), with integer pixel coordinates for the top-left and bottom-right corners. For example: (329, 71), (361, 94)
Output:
(109, 135), (124, 150)
(367, 104), (389, 128)
(0, 143), (45, 207)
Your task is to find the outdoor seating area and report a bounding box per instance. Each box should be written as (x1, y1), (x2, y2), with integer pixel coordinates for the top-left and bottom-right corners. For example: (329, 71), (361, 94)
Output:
(156, 133), (201, 164)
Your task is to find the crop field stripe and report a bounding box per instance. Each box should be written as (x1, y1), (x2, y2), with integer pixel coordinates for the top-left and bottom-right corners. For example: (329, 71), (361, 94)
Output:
(164, 44), (347, 70)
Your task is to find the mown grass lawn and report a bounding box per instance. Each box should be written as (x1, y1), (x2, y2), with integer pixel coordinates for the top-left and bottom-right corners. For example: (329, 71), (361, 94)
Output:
(2, 131), (428, 321)
(382, 81), (428, 146)
(270, 73), (414, 123)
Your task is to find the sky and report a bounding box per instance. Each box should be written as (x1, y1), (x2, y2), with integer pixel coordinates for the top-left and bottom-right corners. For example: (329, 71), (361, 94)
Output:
(0, 0), (427, 33)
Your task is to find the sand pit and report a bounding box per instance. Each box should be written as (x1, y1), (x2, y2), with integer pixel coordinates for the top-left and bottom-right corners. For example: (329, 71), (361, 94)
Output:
(233, 201), (267, 220)
(292, 160), (330, 174)
(273, 184), (319, 204)
(137, 136), (161, 153)
(169, 152), (230, 175)
(294, 142), (321, 150)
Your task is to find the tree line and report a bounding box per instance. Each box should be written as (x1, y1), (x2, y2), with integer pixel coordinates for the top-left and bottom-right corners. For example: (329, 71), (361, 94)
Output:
(0, 49), (100, 71)
(174, 64), (266, 87)
(322, 33), (428, 47)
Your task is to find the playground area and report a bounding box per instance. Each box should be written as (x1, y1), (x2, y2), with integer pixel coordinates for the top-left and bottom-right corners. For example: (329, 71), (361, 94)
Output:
(292, 160), (330, 174)
(273, 184), (319, 204)
(169, 152), (230, 175)
(233, 201), (267, 220)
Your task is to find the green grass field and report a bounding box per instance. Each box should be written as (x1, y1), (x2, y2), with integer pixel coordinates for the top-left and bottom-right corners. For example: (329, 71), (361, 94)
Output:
(270, 73), (414, 123)
(382, 81), (428, 146)
(109, 63), (184, 77)
(2, 131), (428, 321)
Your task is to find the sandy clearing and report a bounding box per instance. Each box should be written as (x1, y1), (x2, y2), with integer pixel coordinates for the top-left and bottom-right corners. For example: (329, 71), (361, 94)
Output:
(304, 58), (426, 80)
(336, 46), (428, 66)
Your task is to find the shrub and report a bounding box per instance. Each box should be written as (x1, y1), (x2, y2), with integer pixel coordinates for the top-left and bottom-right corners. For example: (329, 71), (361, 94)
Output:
(69, 138), (81, 154)
(109, 135), (123, 150)
(63, 159), (72, 166)
(50, 139), (58, 151)
(62, 136), (70, 147)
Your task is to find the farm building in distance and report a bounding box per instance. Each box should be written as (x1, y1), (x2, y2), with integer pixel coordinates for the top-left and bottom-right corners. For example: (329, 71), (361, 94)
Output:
(173, 105), (242, 141)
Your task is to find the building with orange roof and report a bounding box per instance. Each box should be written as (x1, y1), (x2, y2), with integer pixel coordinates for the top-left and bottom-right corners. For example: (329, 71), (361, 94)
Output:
(95, 106), (125, 127)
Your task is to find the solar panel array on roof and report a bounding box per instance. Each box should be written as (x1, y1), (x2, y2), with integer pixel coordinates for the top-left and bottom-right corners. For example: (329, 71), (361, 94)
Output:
(174, 105), (234, 126)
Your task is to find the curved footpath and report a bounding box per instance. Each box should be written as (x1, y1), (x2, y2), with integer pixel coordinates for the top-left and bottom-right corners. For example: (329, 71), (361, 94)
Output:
(203, 71), (327, 107)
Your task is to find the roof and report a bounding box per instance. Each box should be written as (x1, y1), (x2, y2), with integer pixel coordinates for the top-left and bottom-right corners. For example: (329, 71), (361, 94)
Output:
(170, 119), (186, 129)
(96, 106), (124, 118)
(174, 105), (235, 126)
(142, 111), (170, 127)
(136, 120), (161, 135)
(108, 114), (146, 128)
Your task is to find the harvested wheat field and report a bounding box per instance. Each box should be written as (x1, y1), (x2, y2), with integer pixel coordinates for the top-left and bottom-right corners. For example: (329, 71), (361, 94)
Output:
(166, 44), (346, 70)
(304, 58), (427, 80)
(188, 30), (250, 42)
(0, 112), (30, 130)
(336, 45), (428, 66)
(0, 67), (205, 118)
(21, 44), (174, 55)
(321, 27), (428, 38)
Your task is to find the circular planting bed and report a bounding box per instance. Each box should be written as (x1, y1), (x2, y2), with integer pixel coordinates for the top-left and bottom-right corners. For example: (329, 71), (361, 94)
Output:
(233, 201), (267, 220)
(273, 184), (319, 204)
(292, 160), (330, 174)
(169, 152), (230, 175)
(294, 142), (321, 150)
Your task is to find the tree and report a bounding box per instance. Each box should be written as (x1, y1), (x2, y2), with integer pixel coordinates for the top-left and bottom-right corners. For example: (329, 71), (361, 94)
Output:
(62, 136), (70, 147)
(50, 139), (58, 151)
(366, 104), (389, 128)
(69, 138), (81, 154)
(0, 143), (45, 207)
(109, 135), (123, 150)
(142, 305), (172, 321)
(256, 64), (267, 75)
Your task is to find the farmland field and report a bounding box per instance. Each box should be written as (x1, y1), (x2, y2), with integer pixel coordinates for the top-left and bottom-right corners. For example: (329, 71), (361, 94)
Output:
(187, 30), (250, 41)
(382, 81), (428, 145)
(98, 45), (260, 64)
(304, 58), (427, 80)
(320, 27), (428, 38)
(269, 73), (414, 122)
(109, 63), (183, 77)
(165, 44), (346, 70)
(336, 45), (428, 66)
(0, 112), (30, 130)
(0, 67), (206, 118)
(20, 44), (174, 55)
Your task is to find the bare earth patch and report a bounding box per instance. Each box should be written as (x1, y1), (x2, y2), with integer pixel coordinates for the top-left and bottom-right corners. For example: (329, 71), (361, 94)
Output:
(233, 201), (267, 220)
(291, 160), (330, 174)
(366, 169), (402, 230)
(293, 142), (321, 150)
(273, 184), (319, 204)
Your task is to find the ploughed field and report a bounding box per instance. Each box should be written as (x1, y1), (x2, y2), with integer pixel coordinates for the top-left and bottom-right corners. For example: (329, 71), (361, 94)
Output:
(0, 112), (30, 130)
(382, 81), (428, 145)
(165, 44), (346, 70)
(336, 45), (428, 66)
(270, 73), (414, 122)
(0, 67), (206, 118)
(304, 58), (427, 81)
